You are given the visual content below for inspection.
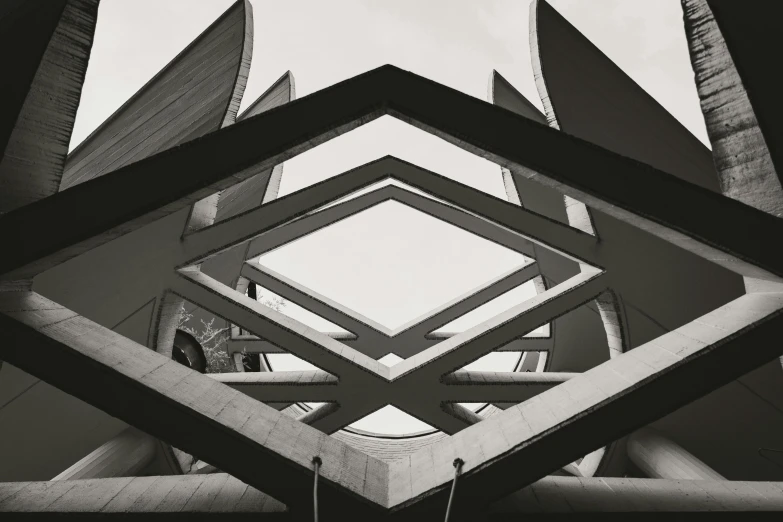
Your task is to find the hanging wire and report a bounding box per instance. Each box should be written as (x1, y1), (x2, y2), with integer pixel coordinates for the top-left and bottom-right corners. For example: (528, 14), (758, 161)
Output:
(444, 458), (464, 522)
(312, 456), (322, 522)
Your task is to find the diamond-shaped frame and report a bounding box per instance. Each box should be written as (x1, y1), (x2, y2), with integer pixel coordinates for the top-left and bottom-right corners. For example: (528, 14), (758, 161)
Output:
(2, 59), (783, 521)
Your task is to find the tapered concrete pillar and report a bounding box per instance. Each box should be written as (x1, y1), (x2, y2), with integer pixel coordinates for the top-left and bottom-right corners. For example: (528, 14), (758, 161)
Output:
(52, 427), (157, 480)
(628, 427), (724, 480)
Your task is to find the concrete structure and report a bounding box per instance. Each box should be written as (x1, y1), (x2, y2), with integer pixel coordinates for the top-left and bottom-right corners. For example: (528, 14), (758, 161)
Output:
(1, 0), (783, 519)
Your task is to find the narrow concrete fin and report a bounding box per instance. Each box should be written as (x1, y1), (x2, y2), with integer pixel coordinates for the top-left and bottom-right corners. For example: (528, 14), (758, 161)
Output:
(238, 70), (296, 121)
(487, 70), (547, 125)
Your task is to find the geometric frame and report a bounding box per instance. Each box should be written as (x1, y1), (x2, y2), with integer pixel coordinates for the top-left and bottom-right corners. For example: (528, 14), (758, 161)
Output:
(2, 38), (783, 521)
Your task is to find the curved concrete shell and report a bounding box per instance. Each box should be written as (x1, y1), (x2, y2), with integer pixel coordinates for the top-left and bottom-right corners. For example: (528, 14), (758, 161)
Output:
(0, 0), (99, 214)
(60, 0), (253, 190)
(530, 0), (719, 192)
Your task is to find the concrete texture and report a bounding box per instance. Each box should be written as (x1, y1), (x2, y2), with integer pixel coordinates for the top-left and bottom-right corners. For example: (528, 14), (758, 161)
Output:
(3, 474), (783, 519)
(0, 0), (99, 214)
(698, 0), (783, 203)
(683, 0), (783, 218)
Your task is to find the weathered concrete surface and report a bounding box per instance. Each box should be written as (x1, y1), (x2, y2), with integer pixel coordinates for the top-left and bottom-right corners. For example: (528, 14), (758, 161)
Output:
(0, 0), (99, 214)
(0, 474), (287, 518)
(628, 427), (725, 480)
(683, 0), (783, 218)
(60, 0), (253, 190)
(4, 474), (783, 519)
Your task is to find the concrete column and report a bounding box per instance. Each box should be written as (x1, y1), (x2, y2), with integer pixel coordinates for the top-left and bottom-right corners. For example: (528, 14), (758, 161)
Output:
(628, 427), (725, 480)
(52, 427), (157, 480)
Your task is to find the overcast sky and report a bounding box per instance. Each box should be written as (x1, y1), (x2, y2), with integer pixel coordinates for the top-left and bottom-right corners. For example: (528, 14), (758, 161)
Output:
(68, 0), (710, 434)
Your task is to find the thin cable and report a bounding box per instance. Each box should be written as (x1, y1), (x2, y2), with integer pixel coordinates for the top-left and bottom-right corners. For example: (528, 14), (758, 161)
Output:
(444, 458), (464, 522)
(312, 456), (322, 522)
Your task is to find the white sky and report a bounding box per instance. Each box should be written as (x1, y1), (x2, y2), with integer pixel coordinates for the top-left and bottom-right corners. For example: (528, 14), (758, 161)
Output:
(69, 0), (709, 435)
(259, 200), (530, 330)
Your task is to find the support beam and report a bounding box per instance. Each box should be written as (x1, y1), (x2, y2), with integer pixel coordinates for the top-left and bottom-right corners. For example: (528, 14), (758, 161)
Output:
(0, 291), (388, 516)
(441, 372), (576, 403)
(628, 426), (725, 480)
(491, 476), (783, 515)
(209, 370), (339, 403)
(390, 269), (606, 380)
(173, 268), (388, 376)
(4, 475), (783, 518)
(0, 474), (287, 517)
(386, 292), (783, 515)
(7, 66), (780, 282)
(51, 427), (157, 481)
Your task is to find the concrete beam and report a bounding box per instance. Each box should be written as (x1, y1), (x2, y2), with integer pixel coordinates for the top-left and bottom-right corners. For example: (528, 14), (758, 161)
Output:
(0, 474), (287, 518)
(6, 65), (780, 282)
(0, 291), (388, 516)
(491, 476), (783, 515)
(628, 427), (725, 480)
(209, 371), (339, 403)
(5, 474), (782, 519)
(386, 292), (783, 516)
(172, 268), (388, 378)
(389, 269), (607, 381)
(441, 372), (577, 403)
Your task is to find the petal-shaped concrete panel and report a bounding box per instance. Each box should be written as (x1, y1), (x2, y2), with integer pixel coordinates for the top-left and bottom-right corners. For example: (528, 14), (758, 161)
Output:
(0, 0), (99, 213)
(60, 0), (253, 190)
(530, 0), (719, 192)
